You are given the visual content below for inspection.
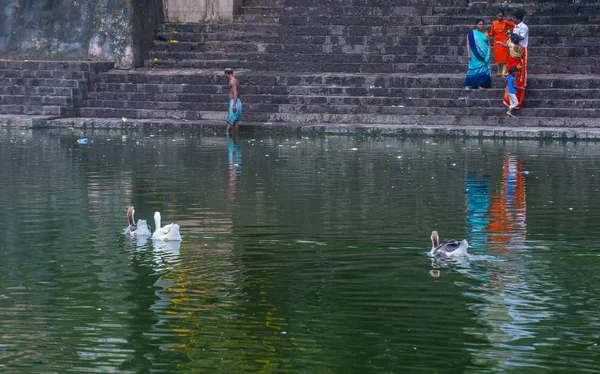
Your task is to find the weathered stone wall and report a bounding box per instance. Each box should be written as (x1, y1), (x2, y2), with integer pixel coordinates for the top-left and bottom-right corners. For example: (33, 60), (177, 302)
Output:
(0, 0), (164, 68)
(132, 0), (166, 67)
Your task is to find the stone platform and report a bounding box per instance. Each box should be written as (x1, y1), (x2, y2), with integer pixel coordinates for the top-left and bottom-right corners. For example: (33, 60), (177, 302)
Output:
(1, 0), (599, 138)
(4, 116), (598, 140)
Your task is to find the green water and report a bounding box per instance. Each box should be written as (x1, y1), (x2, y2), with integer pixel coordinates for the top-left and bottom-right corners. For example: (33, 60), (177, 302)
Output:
(1, 127), (600, 373)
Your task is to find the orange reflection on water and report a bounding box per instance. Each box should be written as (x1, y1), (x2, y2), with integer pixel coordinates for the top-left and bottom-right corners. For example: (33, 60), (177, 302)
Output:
(488, 154), (527, 250)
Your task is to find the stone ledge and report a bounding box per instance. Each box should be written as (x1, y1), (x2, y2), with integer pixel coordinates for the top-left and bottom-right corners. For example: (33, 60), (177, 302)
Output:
(2, 116), (595, 140)
(0, 114), (62, 127)
(0, 60), (115, 72)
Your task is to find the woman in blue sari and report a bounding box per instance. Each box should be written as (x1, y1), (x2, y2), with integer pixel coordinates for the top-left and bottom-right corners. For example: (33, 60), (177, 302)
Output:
(465, 19), (492, 91)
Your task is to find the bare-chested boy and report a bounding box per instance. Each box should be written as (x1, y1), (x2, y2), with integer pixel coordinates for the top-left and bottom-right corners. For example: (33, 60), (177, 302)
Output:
(224, 68), (242, 132)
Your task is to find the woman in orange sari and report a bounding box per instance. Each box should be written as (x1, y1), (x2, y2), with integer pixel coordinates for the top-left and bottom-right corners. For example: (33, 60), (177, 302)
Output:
(497, 33), (527, 109)
(489, 9), (514, 77)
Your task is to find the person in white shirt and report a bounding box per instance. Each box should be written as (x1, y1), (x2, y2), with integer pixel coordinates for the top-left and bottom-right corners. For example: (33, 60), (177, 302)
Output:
(513, 9), (529, 48)
(512, 9), (529, 90)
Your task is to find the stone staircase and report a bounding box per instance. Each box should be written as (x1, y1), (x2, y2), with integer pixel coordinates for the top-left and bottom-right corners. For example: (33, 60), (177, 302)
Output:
(0, 61), (114, 119)
(4, 0), (600, 131)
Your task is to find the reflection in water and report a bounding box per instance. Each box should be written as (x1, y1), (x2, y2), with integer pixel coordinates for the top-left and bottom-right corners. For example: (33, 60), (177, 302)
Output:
(151, 240), (181, 271)
(488, 154), (527, 250)
(227, 134), (242, 202)
(464, 153), (527, 251)
(463, 154), (551, 371)
(465, 175), (490, 248)
(147, 239), (260, 371)
(467, 257), (553, 372)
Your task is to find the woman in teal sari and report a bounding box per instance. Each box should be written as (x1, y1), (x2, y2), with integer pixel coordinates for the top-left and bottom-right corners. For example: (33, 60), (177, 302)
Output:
(465, 19), (492, 91)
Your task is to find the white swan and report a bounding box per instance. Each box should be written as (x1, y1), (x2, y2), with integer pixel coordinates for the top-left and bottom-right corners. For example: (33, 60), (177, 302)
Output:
(430, 231), (469, 257)
(124, 206), (152, 237)
(152, 211), (182, 242)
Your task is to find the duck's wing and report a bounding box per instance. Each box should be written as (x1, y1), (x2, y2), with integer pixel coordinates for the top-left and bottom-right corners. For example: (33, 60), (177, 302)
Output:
(164, 224), (182, 242)
(159, 223), (175, 234)
(432, 239), (461, 255)
(447, 240), (470, 257)
(152, 223), (174, 238)
(124, 223), (137, 235)
(153, 224), (181, 241)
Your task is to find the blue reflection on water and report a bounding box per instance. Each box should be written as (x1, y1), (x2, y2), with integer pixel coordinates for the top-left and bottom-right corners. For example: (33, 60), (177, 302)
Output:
(465, 175), (490, 249)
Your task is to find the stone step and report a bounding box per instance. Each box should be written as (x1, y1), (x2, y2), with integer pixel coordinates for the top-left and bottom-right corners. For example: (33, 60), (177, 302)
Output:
(0, 60), (114, 120)
(244, 0), (284, 7)
(148, 49), (600, 67)
(0, 104), (73, 116)
(86, 82), (600, 100)
(238, 6), (281, 15)
(270, 105), (600, 118)
(150, 40), (600, 58)
(83, 94), (600, 111)
(280, 4), (437, 16)
(279, 2), (433, 19)
(77, 104), (600, 122)
(281, 0), (466, 7)
(276, 13), (599, 28)
(421, 14), (598, 26)
(156, 31), (600, 49)
(87, 83), (600, 103)
(0, 69), (90, 80)
(158, 23), (599, 38)
(159, 23), (282, 35)
(45, 116), (600, 134)
(95, 70), (600, 89)
(260, 112), (600, 127)
(0, 77), (84, 89)
(0, 60), (114, 72)
(235, 13), (279, 24)
(275, 14), (425, 26)
(0, 85), (74, 96)
(1, 95), (73, 106)
(81, 82), (600, 110)
(146, 58), (599, 75)
(433, 3), (600, 17)
(94, 72), (222, 85)
(88, 79), (600, 102)
(284, 6), (434, 17)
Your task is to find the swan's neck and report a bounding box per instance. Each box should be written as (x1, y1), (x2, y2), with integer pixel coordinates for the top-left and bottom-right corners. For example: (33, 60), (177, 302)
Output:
(431, 231), (439, 249)
(127, 207), (135, 225)
(154, 212), (162, 229)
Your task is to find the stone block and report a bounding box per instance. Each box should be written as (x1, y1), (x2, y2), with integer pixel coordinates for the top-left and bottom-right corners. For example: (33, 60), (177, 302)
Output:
(2, 96), (28, 105)
(1, 105), (25, 114)
(22, 105), (44, 115)
(246, 0), (283, 6)
(0, 86), (25, 95)
(41, 106), (62, 116)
